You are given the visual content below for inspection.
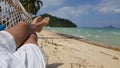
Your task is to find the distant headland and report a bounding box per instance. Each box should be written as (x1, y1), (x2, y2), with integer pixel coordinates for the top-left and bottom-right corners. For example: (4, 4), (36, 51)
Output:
(103, 25), (115, 28)
(39, 13), (77, 27)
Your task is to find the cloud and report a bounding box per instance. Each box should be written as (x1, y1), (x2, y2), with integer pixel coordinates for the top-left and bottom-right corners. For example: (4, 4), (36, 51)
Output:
(49, 5), (92, 19)
(38, 0), (120, 27)
(43, 0), (120, 19)
(42, 0), (64, 8)
(96, 0), (120, 13)
(41, 0), (120, 16)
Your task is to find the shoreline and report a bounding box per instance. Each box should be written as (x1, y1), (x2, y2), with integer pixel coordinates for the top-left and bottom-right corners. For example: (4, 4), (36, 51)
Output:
(37, 30), (120, 68)
(45, 30), (120, 51)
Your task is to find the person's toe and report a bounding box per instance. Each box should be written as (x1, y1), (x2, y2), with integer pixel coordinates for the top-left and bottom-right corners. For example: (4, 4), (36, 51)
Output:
(35, 17), (50, 32)
(32, 16), (42, 24)
(40, 17), (50, 26)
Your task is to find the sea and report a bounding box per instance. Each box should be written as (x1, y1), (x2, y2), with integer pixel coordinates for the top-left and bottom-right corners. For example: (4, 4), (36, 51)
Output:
(43, 27), (120, 48)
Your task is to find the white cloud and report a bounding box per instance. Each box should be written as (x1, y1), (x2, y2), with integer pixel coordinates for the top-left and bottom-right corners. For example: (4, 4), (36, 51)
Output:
(41, 0), (120, 16)
(49, 5), (92, 19)
(42, 0), (64, 8)
(41, 0), (120, 18)
(97, 0), (120, 13)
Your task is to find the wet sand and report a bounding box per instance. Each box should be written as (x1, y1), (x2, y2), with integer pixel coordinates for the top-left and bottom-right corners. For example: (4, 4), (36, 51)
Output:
(37, 30), (120, 68)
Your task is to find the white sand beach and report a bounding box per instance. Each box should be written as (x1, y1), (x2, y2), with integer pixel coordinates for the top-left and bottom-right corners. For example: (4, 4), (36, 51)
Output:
(37, 30), (120, 68)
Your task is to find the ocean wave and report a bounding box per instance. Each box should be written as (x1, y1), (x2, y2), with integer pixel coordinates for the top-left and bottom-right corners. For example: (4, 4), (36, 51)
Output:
(44, 27), (120, 47)
(97, 30), (102, 32)
(95, 35), (101, 38)
(112, 32), (120, 35)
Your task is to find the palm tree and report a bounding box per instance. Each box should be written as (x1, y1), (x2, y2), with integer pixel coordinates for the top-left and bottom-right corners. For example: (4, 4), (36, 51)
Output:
(20, 0), (43, 15)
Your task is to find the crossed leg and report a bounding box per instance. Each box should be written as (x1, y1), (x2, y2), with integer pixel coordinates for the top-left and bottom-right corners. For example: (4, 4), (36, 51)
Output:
(6, 16), (49, 48)
(13, 17), (49, 68)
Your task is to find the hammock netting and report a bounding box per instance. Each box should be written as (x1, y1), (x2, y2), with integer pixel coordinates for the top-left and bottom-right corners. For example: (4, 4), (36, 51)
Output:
(0, 0), (32, 29)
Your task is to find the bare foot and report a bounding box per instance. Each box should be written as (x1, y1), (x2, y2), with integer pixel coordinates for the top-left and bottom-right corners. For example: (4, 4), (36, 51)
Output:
(32, 16), (42, 24)
(32, 16), (49, 32)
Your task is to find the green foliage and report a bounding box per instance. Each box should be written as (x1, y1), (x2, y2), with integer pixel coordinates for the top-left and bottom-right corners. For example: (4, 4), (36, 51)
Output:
(40, 13), (77, 27)
(20, 0), (43, 15)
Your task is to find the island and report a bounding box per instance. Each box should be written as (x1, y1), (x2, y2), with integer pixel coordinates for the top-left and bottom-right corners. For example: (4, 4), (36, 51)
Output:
(103, 25), (115, 28)
(40, 13), (77, 27)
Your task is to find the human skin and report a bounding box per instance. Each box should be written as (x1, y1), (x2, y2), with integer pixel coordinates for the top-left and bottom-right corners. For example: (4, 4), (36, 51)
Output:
(5, 17), (49, 48)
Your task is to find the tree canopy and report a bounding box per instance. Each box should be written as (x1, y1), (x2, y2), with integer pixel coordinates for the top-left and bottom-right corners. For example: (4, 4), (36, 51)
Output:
(20, 0), (43, 15)
(19, 0), (76, 27)
(40, 13), (77, 27)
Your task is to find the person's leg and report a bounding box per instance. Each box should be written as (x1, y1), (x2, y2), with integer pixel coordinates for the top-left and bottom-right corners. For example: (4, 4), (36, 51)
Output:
(13, 17), (48, 68)
(5, 17), (49, 48)
(14, 34), (46, 68)
(23, 33), (38, 45)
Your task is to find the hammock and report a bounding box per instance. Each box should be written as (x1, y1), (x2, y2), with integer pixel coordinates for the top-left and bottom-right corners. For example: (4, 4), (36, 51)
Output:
(0, 0), (39, 29)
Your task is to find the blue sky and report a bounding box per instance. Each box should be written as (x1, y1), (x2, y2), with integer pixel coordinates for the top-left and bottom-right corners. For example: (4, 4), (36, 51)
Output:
(37, 0), (120, 28)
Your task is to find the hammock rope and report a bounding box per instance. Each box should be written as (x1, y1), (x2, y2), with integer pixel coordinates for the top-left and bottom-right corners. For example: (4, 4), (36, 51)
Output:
(0, 0), (32, 29)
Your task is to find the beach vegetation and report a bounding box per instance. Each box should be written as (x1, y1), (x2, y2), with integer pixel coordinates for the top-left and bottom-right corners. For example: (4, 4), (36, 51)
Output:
(20, 0), (43, 15)
(20, 0), (76, 27)
(40, 13), (77, 27)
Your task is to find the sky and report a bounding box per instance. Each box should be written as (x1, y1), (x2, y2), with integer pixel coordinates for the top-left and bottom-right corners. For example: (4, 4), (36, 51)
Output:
(37, 0), (120, 28)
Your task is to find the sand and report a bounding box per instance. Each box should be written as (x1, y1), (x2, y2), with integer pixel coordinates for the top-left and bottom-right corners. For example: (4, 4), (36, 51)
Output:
(37, 30), (120, 68)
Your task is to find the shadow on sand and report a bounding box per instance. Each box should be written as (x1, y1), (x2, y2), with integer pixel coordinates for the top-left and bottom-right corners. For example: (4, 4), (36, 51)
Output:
(47, 63), (63, 68)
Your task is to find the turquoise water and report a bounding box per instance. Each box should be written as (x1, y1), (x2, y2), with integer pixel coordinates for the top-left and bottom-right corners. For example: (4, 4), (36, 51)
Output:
(43, 27), (120, 48)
